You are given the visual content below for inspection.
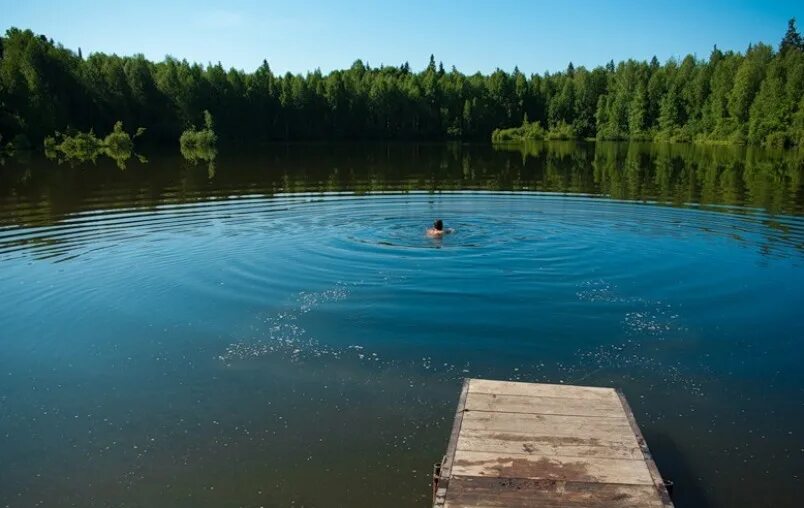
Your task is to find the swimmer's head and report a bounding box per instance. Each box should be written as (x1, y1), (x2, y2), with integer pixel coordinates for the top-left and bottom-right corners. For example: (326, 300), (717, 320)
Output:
(433, 219), (443, 231)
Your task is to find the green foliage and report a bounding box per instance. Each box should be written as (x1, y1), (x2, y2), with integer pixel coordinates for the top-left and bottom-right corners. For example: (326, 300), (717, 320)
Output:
(780, 18), (804, 54)
(491, 117), (546, 142)
(44, 121), (144, 168)
(728, 44), (773, 124)
(493, 116), (578, 142)
(104, 121), (135, 156)
(1, 22), (804, 148)
(628, 83), (649, 137)
(179, 141), (217, 163)
(179, 109), (218, 162)
(545, 121), (577, 140)
(179, 110), (217, 178)
(51, 130), (105, 161)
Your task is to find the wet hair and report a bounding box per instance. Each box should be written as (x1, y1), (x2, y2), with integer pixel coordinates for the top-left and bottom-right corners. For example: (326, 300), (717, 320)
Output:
(433, 219), (443, 231)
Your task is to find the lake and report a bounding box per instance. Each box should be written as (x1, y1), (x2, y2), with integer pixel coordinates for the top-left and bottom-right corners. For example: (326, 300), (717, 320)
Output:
(0, 141), (802, 507)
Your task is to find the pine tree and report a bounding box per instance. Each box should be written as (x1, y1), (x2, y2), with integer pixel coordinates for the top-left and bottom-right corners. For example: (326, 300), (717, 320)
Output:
(3, 23), (804, 146)
(780, 18), (803, 54)
(658, 87), (682, 134)
(748, 60), (788, 146)
(595, 95), (611, 138)
(729, 44), (772, 125)
(628, 83), (648, 136)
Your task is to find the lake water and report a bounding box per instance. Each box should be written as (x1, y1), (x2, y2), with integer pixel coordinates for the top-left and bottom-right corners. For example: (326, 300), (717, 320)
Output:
(0, 142), (802, 507)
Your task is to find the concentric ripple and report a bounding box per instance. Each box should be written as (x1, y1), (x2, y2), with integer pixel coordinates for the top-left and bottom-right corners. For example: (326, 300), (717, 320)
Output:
(2, 192), (801, 266)
(1, 187), (803, 508)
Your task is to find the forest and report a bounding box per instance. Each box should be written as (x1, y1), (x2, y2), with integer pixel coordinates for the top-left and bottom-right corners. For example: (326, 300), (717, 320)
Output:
(1, 20), (803, 149)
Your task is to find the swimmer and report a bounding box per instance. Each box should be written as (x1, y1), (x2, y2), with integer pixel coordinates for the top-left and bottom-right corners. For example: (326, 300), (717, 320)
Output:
(426, 219), (453, 237)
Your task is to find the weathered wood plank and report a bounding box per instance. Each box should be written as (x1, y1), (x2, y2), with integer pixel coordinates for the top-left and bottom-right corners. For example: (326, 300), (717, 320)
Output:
(434, 379), (470, 507)
(465, 391), (627, 418)
(435, 380), (673, 507)
(461, 411), (640, 446)
(451, 450), (655, 485)
(443, 476), (668, 508)
(468, 379), (619, 401)
(457, 427), (638, 451)
(616, 389), (675, 507)
(457, 430), (644, 460)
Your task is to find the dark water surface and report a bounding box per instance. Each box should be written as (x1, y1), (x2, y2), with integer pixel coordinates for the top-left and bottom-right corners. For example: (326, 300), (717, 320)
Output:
(1, 142), (803, 508)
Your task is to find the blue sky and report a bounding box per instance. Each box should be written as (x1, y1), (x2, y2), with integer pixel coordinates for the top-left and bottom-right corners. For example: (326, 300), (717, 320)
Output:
(2, 1), (801, 74)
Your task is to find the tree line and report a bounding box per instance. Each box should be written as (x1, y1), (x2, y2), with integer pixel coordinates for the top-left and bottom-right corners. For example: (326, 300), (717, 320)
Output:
(1, 20), (803, 148)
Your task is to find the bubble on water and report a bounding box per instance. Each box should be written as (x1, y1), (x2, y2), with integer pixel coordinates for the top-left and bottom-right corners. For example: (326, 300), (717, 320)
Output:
(221, 284), (345, 360)
(569, 282), (703, 396)
(298, 285), (350, 314)
(576, 280), (644, 304)
(576, 279), (615, 302)
(218, 282), (392, 366)
(623, 309), (686, 337)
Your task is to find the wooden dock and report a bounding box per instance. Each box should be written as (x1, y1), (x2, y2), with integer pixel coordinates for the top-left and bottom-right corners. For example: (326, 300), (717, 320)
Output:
(433, 379), (674, 508)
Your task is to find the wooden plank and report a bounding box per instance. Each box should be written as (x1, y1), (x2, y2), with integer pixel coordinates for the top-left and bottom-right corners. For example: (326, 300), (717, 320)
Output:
(451, 450), (655, 485)
(457, 427), (638, 451)
(465, 391), (627, 418)
(457, 430), (644, 460)
(460, 411), (640, 447)
(434, 380), (674, 507)
(468, 379), (619, 401)
(616, 389), (674, 507)
(443, 476), (668, 508)
(440, 379), (470, 480)
(434, 379), (470, 507)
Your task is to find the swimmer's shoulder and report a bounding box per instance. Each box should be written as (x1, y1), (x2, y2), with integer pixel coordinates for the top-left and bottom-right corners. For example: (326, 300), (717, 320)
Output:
(426, 228), (453, 237)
